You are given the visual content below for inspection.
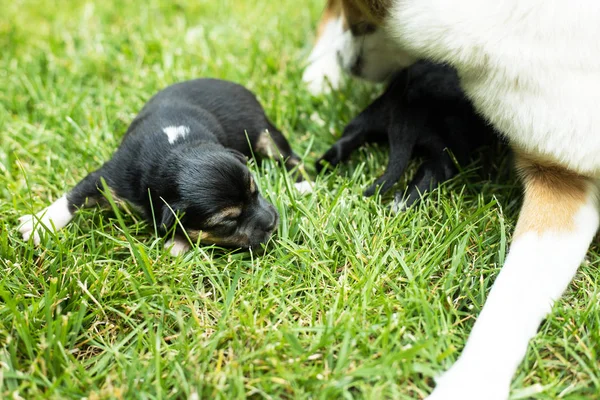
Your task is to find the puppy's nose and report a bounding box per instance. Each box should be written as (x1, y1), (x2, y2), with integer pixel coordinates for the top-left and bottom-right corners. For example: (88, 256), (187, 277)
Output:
(256, 198), (278, 231)
(265, 214), (277, 232)
(257, 206), (277, 232)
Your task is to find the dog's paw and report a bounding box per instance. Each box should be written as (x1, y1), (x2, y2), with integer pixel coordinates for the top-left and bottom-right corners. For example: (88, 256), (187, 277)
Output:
(18, 214), (42, 245)
(363, 175), (396, 198)
(18, 195), (73, 245)
(315, 145), (343, 173)
(294, 181), (314, 195)
(426, 383), (509, 400)
(426, 366), (510, 400)
(165, 237), (191, 256)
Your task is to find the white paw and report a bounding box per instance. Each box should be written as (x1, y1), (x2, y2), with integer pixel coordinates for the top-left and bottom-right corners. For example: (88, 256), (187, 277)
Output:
(166, 237), (191, 256)
(18, 195), (73, 245)
(294, 181), (314, 195)
(391, 197), (408, 214)
(426, 367), (510, 400)
(18, 214), (42, 245)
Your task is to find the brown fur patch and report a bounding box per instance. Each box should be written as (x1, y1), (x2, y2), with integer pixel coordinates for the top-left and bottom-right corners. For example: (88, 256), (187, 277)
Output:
(314, 0), (390, 39)
(188, 230), (249, 248)
(255, 130), (282, 160)
(315, 0), (343, 40)
(513, 153), (591, 238)
(204, 207), (243, 227)
(341, 0), (391, 29)
(186, 230), (219, 243)
(220, 206), (243, 218)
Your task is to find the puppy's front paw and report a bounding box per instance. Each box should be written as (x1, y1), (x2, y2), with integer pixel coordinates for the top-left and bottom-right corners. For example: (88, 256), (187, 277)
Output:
(18, 195), (74, 245)
(165, 237), (191, 256)
(18, 214), (42, 245)
(363, 175), (396, 197)
(315, 145), (343, 173)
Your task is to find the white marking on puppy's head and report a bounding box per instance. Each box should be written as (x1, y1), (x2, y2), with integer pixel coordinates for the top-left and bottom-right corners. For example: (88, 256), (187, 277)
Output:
(163, 125), (190, 144)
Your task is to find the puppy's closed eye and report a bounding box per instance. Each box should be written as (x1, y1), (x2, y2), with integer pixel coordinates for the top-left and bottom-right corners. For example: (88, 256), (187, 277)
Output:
(205, 206), (243, 227)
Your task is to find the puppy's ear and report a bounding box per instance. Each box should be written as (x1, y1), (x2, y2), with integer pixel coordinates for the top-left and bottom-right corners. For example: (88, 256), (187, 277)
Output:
(227, 149), (248, 165)
(160, 203), (184, 231)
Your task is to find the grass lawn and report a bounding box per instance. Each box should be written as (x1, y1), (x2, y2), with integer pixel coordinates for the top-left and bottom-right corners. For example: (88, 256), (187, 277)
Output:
(1, 0), (599, 398)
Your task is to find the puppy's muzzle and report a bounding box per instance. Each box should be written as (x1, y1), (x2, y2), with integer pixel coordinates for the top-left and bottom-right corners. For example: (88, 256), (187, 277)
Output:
(248, 197), (279, 247)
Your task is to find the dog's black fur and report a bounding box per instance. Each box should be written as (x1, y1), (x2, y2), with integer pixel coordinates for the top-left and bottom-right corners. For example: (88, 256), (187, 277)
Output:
(67, 79), (300, 249)
(316, 61), (496, 210)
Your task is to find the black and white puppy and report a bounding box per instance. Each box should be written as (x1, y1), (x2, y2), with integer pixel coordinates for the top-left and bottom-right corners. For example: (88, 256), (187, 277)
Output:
(19, 79), (308, 255)
(316, 61), (496, 210)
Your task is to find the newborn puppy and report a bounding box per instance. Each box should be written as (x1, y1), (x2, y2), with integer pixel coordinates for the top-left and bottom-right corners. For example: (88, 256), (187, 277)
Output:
(316, 61), (496, 210)
(19, 79), (304, 255)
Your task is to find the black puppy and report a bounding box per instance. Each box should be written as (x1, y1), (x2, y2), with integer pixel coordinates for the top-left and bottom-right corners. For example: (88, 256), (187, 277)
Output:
(19, 79), (305, 255)
(316, 61), (496, 210)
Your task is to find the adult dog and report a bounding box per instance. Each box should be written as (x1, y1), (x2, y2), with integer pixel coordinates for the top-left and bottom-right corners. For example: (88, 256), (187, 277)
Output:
(304, 0), (600, 399)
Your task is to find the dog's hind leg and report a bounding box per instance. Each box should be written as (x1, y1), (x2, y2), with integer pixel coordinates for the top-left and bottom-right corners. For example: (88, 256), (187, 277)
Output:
(427, 152), (600, 400)
(18, 168), (111, 245)
(253, 126), (314, 193)
(255, 125), (303, 174)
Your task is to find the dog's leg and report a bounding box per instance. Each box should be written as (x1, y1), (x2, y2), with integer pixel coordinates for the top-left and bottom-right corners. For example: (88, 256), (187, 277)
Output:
(363, 111), (427, 197)
(316, 126), (386, 174)
(427, 153), (600, 400)
(316, 111), (389, 174)
(302, 0), (344, 94)
(19, 168), (110, 245)
(254, 127), (312, 193)
(256, 125), (303, 173)
(393, 152), (456, 212)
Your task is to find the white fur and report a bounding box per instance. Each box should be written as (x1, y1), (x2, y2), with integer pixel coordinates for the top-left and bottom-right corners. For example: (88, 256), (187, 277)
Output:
(302, 17), (345, 94)
(391, 196), (408, 214)
(426, 191), (600, 400)
(163, 125), (190, 144)
(387, 0), (600, 176)
(294, 180), (314, 195)
(165, 237), (191, 256)
(18, 195), (73, 245)
(337, 27), (414, 82)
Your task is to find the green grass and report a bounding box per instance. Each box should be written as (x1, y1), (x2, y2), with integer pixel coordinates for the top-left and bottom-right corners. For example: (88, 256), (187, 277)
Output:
(1, 0), (599, 398)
